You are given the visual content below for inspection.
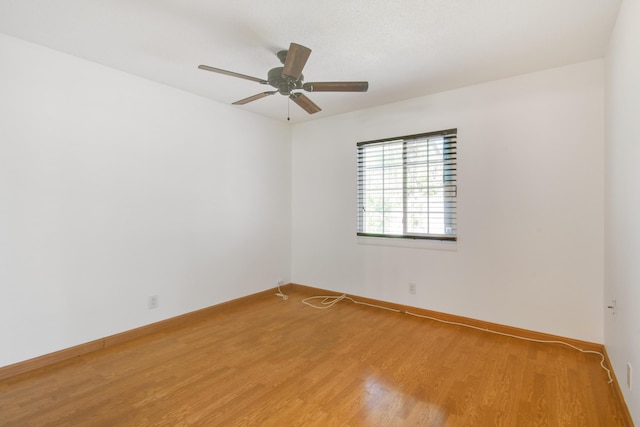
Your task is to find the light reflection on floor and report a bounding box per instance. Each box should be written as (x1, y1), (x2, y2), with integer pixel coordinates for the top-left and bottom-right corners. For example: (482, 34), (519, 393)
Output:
(363, 376), (447, 425)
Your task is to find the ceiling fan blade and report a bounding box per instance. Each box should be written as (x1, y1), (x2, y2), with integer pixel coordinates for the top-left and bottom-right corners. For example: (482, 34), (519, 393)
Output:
(282, 43), (311, 81)
(302, 81), (369, 92)
(290, 93), (321, 114)
(232, 91), (277, 105)
(198, 65), (268, 84)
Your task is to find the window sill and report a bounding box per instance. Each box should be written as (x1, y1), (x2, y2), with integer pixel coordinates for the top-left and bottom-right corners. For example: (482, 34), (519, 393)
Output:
(356, 236), (457, 251)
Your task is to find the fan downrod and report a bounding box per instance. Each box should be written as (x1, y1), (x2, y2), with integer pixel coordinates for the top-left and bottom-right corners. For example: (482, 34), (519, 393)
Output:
(276, 50), (289, 65)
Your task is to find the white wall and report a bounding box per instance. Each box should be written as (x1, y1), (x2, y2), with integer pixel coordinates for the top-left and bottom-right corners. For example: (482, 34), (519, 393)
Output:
(292, 60), (605, 343)
(605, 0), (640, 422)
(0, 34), (292, 368)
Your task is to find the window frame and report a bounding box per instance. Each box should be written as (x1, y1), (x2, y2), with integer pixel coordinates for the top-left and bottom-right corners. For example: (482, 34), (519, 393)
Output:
(356, 128), (457, 242)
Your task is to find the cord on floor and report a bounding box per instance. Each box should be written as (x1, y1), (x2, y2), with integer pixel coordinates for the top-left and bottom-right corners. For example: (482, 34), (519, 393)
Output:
(301, 294), (613, 384)
(275, 286), (288, 300)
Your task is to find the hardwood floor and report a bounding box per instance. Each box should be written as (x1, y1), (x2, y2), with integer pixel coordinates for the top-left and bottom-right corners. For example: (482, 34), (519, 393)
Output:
(0, 286), (631, 426)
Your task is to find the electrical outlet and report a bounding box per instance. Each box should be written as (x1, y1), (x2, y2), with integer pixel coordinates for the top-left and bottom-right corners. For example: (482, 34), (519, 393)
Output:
(607, 299), (616, 315)
(628, 363), (632, 391)
(277, 280), (285, 286)
(148, 295), (158, 309)
(408, 283), (416, 295)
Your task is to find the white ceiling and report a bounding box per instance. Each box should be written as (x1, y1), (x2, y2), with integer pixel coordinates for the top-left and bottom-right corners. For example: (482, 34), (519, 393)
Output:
(0, 0), (621, 123)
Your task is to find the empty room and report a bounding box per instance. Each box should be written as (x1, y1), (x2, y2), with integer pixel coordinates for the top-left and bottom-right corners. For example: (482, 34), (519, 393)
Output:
(0, 0), (638, 425)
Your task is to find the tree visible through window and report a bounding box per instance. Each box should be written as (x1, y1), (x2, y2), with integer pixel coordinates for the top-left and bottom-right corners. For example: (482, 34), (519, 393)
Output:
(357, 129), (457, 241)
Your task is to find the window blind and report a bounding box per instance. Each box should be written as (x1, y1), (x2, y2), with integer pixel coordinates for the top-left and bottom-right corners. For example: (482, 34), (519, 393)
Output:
(356, 129), (457, 241)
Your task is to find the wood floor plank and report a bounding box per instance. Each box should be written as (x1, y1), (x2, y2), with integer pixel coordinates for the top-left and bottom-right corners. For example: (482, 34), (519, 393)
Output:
(0, 287), (632, 426)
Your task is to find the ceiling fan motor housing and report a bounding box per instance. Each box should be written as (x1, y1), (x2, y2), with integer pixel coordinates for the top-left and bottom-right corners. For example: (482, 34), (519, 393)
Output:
(268, 67), (303, 95)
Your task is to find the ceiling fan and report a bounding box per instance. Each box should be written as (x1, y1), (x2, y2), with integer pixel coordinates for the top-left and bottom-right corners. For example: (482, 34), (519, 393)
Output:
(198, 42), (368, 115)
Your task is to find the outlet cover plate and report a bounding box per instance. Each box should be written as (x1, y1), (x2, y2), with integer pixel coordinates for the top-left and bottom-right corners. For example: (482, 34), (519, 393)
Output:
(148, 295), (158, 309)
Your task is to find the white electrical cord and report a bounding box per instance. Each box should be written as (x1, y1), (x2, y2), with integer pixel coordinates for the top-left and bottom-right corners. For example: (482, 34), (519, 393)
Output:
(301, 294), (613, 384)
(275, 286), (288, 300)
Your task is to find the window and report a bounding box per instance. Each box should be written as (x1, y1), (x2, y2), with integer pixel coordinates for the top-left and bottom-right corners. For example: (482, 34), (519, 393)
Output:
(357, 129), (457, 241)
